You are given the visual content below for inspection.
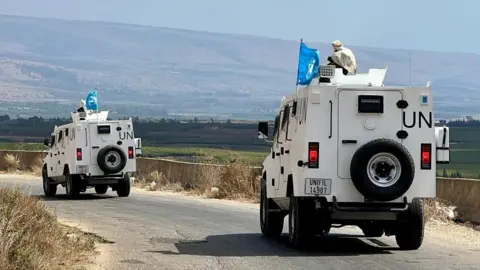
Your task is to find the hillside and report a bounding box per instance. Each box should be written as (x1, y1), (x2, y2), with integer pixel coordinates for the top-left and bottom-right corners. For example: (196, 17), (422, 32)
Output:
(0, 14), (479, 119)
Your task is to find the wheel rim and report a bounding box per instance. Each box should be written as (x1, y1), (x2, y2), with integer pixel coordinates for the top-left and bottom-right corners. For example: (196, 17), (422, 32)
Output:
(367, 152), (402, 188)
(105, 151), (121, 168)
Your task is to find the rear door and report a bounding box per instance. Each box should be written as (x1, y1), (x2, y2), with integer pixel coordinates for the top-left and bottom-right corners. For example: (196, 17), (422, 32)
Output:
(89, 122), (120, 165)
(337, 89), (404, 179)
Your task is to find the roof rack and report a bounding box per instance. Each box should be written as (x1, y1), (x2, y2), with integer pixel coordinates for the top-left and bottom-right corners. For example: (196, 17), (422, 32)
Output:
(71, 110), (109, 122)
(317, 65), (388, 86)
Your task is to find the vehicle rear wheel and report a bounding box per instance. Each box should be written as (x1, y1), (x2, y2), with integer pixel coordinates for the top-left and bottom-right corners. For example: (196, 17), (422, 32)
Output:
(350, 138), (415, 202)
(288, 197), (316, 249)
(65, 169), (81, 199)
(260, 178), (284, 238)
(42, 166), (57, 197)
(395, 198), (424, 250)
(95, 185), (108, 194)
(97, 145), (127, 174)
(116, 174), (131, 197)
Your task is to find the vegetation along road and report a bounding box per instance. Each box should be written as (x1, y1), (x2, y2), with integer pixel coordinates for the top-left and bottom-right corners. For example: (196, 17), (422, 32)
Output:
(1, 117), (480, 177)
(1, 174), (479, 270)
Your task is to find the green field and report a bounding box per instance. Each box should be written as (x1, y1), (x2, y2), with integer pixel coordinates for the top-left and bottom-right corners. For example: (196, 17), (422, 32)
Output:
(0, 142), (267, 166)
(0, 121), (480, 178)
(141, 145), (267, 165)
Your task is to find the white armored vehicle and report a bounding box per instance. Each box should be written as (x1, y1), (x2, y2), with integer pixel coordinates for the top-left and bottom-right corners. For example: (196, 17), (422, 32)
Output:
(257, 65), (450, 250)
(42, 109), (137, 199)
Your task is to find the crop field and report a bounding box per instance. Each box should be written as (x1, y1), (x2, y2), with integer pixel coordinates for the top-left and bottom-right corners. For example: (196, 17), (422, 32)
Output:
(0, 125), (479, 178)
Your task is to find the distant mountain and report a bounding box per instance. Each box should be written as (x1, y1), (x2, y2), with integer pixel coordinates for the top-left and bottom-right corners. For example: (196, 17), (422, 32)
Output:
(0, 13), (479, 119)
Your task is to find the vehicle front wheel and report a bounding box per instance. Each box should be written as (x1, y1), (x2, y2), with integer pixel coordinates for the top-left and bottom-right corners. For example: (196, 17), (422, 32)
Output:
(42, 166), (57, 197)
(260, 178), (285, 238)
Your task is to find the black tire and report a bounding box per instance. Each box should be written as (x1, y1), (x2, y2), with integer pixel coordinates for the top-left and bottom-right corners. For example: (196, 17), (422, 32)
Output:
(95, 185), (108, 194)
(97, 146), (127, 174)
(395, 198), (424, 250)
(42, 166), (57, 197)
(288, 197), (317, 250)
(350, 138), (415, 202)
(260, 178), (284, 238)
(65, 169), (81, 199)
(360, 222), (384, 237)
(116, 174), (131, 197)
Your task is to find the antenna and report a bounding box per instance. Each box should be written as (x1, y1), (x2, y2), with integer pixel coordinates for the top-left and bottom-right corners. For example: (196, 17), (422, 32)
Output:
(408, 51), (412, 86)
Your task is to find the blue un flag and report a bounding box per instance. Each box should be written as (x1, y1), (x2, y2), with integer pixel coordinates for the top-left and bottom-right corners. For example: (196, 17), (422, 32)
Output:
(85, 91), (98, 111)
(296, 42), (321, 86)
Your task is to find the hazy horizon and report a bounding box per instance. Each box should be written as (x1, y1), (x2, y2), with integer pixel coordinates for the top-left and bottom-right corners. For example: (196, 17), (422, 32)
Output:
(0, 0), (477, 54)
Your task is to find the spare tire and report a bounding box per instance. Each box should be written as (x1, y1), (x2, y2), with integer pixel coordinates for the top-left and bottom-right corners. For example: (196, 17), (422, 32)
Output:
(350, 138), (415, 202)
(97, 145), (127, 174)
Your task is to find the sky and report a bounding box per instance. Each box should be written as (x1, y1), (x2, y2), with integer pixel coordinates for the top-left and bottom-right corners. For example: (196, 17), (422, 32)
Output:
(0, 0), (477, 53)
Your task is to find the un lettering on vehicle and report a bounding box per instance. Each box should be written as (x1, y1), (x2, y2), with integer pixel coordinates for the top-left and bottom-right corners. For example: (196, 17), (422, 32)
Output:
(119, 131), (134, 140)
(402, 111), (432, 129)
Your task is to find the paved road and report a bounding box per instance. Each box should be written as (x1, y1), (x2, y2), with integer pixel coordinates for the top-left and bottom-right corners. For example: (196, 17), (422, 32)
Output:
(1, 174), (479, 270)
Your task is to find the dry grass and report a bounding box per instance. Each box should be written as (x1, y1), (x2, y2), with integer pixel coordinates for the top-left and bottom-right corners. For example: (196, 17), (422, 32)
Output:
(424, 198), (457, 222)
(135, 155), (260, 202)
(1, 154), (44, 177)
(29, 156), (44, 176)
(192, 151), (260, 201)
(135, 170), (185, 193)
(204, 161), (260, 201)
(436, 178), (480, 223)
(0, 187), (96, 270)
(3, 154), (20, 172)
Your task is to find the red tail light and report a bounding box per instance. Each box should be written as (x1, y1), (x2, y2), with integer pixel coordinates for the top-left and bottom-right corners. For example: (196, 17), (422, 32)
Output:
(128, 147), (134, 159)
(421, 143), (431, 170)
(76, 148), (82, 161)
(308, 142), (319, 168)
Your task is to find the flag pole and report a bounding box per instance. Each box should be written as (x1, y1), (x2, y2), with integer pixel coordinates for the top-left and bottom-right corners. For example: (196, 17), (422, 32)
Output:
(295, 38), (303, 99)
(95, 88), (99, 123)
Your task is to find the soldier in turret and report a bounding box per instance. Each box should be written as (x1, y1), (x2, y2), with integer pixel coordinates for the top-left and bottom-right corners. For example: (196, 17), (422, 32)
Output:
(327, 40), (357, 75)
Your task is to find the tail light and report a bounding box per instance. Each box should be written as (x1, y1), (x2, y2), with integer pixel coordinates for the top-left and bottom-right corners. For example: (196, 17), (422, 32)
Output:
(128, 147), (134, 159)
(308, 142), (319, 168)
(421, 143), (431, 170)
(76, 148), (82, 161)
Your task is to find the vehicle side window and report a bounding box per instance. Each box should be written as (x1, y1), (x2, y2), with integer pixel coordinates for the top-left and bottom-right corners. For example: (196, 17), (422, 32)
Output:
(50, 135), (55, 147)
(58, 130), (63, 143)
(281, 105), (290, 131)
(273, 114), (280, 137)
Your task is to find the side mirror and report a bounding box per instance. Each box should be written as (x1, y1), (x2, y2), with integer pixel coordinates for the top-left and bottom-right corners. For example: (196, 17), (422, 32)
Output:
(258, 121), (268, 139)
(43, 138), (50, 147)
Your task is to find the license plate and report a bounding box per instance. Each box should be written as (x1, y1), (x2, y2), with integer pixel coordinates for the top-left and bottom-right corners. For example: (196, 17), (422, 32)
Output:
(305, 178), (332, 195)
(76, 165), (89, 174)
